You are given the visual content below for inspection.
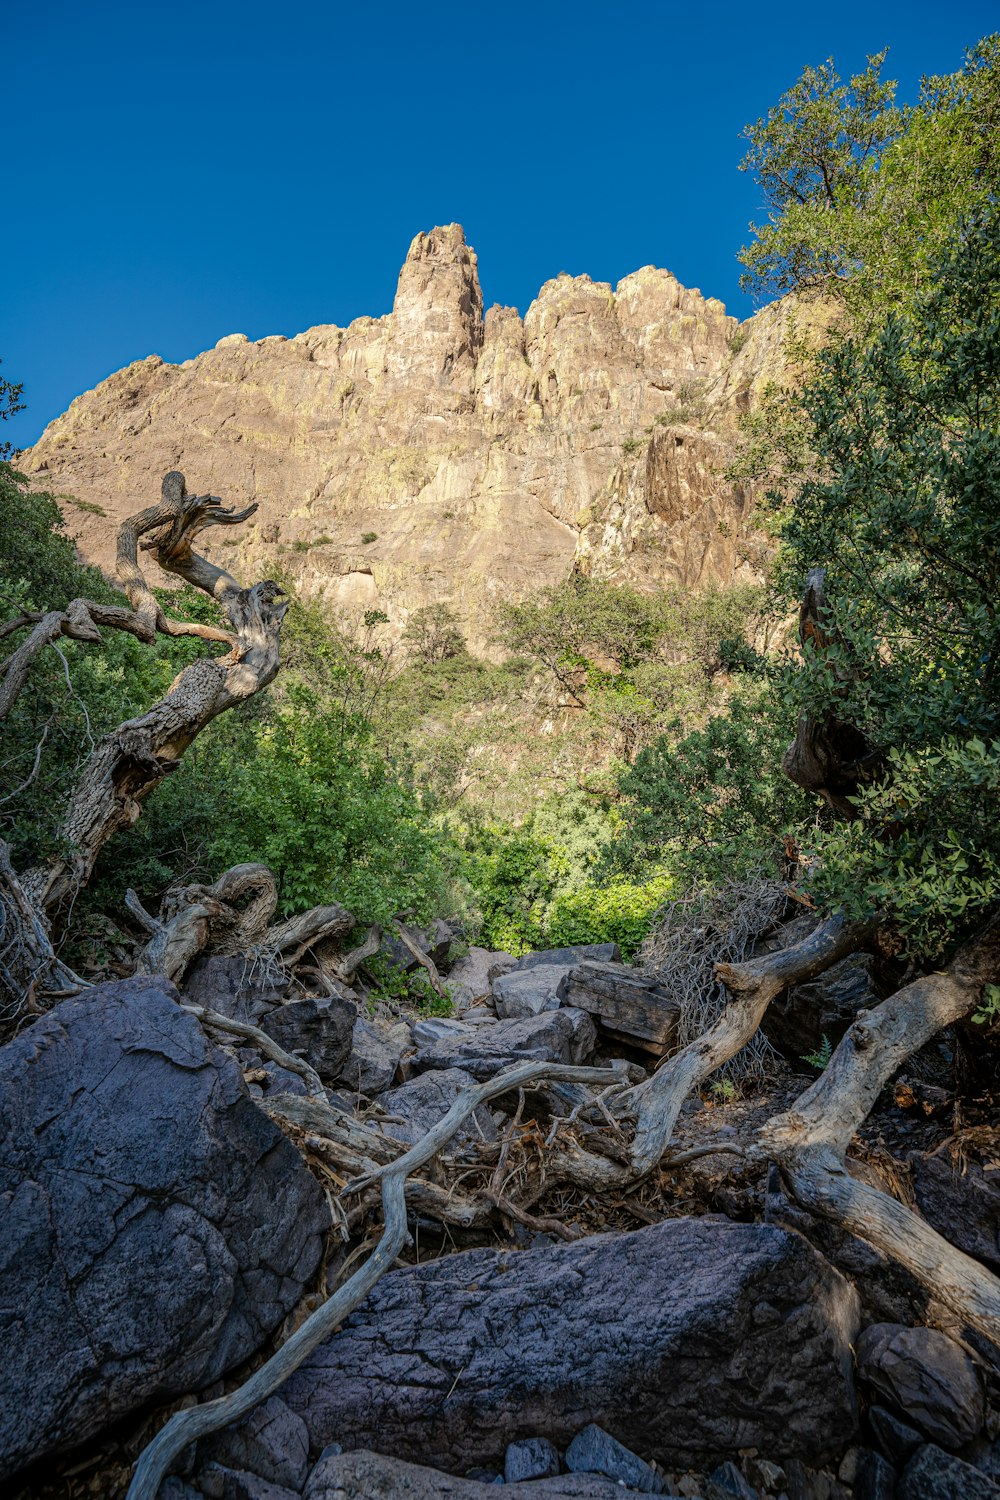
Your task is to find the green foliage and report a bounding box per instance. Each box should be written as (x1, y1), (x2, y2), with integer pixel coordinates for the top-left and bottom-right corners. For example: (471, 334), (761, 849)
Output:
(611, 681), (816, 886)
(462, 791), (671, 958)
(363, 955), (455, 1015)
(361, 531), (378, 544)
(710, 1078), (737, 1103)
(0, 362), (25, 460)
(739, 37), (1000, 328)
(801, 1034), (834, 1070)
(402, 603), (466, 666)
(775, 211), (1000, 958)
(973, 984), (1000, 1026)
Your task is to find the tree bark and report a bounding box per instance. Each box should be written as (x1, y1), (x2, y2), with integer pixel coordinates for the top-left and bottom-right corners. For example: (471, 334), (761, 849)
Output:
(758, 911), (1000, 1348)
(626, 913), (878, 1173)
(13, 473), (287, 921)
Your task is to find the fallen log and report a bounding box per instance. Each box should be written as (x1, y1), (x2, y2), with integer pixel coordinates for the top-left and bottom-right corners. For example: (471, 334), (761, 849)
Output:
(626, 912), (878, 1173)
(758, 910), (1000, 1350)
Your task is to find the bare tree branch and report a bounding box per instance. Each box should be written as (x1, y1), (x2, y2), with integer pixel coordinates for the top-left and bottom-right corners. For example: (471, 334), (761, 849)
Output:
(758, 910), (1000, 1347)
(125, 1058), (629, 1500)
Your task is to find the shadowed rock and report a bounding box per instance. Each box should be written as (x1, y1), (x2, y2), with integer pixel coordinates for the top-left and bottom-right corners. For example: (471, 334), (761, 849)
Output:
(281, 1218), (860, 1472)
(0, 977), (329, 1477)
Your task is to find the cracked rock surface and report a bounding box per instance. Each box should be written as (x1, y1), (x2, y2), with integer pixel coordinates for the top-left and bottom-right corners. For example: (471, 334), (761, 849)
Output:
(0, 976), (329, 1477)
(282, 1217), (860, 1472)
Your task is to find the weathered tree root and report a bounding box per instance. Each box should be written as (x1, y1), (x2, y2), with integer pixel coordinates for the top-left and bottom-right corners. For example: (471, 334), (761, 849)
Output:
(125, 1059), (631, 1500)
(626, 912), (880, 1173)
(758, 910), (1000, 1347)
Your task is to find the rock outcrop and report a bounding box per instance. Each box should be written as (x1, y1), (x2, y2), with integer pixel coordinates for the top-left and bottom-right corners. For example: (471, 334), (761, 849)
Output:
(280, 1217), (860, 1472)
(0, 977), (329, 1477)
(20, 226), (803, 651)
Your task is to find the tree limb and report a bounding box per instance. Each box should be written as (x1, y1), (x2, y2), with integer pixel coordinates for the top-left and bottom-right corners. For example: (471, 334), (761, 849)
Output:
(20, 473), (287, 919)
(626, 912), (878, 1173)
(758, 910), (1000, 1348)
(125, 1058), (629, 1500)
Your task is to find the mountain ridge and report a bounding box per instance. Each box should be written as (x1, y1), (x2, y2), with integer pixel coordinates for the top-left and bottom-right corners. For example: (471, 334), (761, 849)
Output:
(21, 224), (795, 649)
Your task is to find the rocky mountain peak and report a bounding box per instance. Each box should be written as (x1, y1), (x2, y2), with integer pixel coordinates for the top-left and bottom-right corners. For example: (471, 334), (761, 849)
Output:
(20, 226), (803, 652)
(386, 222), (484, 390)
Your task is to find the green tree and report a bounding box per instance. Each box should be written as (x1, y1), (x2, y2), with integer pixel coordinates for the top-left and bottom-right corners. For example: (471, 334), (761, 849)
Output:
(402, 603), (467, 666)
(739, 36), (1000, 328)
(777, 207), (1000, 957)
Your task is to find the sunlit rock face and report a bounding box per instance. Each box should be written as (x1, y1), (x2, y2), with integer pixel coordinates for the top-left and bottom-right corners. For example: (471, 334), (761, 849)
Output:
(22, 225), (797, 651)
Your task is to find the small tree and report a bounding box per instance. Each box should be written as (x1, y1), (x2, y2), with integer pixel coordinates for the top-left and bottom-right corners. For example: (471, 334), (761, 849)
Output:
(402, 602), (466, 666)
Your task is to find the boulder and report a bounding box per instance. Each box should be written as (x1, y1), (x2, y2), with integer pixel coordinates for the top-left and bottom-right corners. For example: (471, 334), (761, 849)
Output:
(380, 919), (454, 974)
(565, 1424), (663, 1492)
(282, 1218), (860, 1472)
(505, 1436), (561, 1481)
(199, 1465), (301, 1500)
(911, 1147), (1000, 1275)
(183, 953), (289, 1023)
(761, 952), (879, 1060)
(378, 1067), (498, 1150)
(304, 1449), (659, 1498)
(706, 1461), (759, 1500)
(561, 962), (680, 1055)
(852, 1449), (896, 1500)
(198, 1396), (310, 1491)
(447, 946), (514, 1010)
(260, 994), (356, 1082)
(412, 1008), (597, 1078)
(338, 1016), (408, 1096)
(0, 978), (329, 1478)
(512, 944), (621, 971)
(899, 1443), (1000, 1499)
(855, 1323), (984, 1449)
(412, 1015), (478, 1048)
(493, 963), (572, 1018)
(868, 1404), (923, 1465)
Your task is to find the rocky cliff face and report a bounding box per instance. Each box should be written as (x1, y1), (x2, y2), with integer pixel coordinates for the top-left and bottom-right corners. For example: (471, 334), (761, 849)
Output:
(22, 224), (793, 649)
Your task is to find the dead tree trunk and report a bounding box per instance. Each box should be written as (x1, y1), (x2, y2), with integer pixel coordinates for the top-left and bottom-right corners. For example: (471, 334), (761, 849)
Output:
(758, 910), (1000, 1347)
(23, 474), (288, 919)
(0, 472), (287, 1015)
(781, 568), (881, 817)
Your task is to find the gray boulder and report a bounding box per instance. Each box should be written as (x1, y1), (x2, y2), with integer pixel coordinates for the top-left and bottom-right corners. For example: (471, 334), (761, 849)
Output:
(412, 1015), (478, 1048)
(855, 1323), (984, 1449)
(505, 1436), (561, 1481)
(565, 1424), (663, 1492)
(198, 1396), (310, 1491)
(413, 1008), (597, 1078)
(260, 994), (356, 1082)
(183, 953), (289, 1023)
(0, 978), (329, 1478)
(282, 1218), (859, 1472)
(513, 944), (620, 971)
(492, 963), (572, 1018)
(380, 919), (454, 974)
(448, 946), (514, 1010)
(378, 1067), (498, 1150)
(911, 1147), (1000, 1275)
(899, 1443), (1000, 1499)
(338, 1016), (408, 1096)
(198, 1465), (301, 1500)
(304, 1449), (658, 1498)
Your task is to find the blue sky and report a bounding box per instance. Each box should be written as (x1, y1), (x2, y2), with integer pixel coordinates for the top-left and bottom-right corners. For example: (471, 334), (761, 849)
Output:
(4, 1), (996, 449)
